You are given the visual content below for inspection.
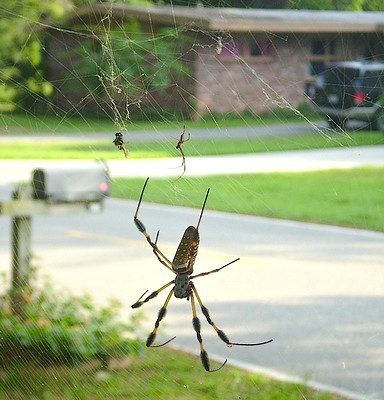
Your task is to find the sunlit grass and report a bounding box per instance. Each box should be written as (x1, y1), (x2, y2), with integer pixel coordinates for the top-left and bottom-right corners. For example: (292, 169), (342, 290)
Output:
(0, 131), (383, 159)
(0, 347), (347, 400)
(112, 168), (384, 232)
(0, 107), (318, 134)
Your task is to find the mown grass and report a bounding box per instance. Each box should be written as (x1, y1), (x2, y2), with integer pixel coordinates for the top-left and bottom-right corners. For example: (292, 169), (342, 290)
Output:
(0, 131), (383, 159)
(112, 168), (384, 232)
(0, 347), (346, 400)
(0, 107), (318, 134)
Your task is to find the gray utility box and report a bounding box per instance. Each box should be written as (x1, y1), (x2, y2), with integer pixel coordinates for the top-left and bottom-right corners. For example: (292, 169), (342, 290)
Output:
(32, 162), (110, 202)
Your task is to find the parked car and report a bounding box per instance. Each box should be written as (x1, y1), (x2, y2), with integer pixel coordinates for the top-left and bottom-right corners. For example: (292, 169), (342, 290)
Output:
(311, 61), (384, 130)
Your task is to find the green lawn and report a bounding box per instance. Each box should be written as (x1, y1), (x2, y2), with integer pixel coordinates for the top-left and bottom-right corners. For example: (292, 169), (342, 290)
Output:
(112, 169), (384, 232)
(0, 107), (318, 134)
(0, 132), (383, 159)
(0, 348), (347, 400)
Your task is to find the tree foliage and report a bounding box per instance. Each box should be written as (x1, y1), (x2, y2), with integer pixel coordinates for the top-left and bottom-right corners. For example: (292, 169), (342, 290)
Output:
(59, 20), (187, 119)
(0, 0), (71, 111)
(0, 0), (153, 112)
(74, 22), (186, 92)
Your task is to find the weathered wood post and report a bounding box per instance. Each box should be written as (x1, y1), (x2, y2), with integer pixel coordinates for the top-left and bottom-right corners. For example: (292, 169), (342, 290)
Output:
(11, 215), (32, 316)
(9, 188), (32, 317)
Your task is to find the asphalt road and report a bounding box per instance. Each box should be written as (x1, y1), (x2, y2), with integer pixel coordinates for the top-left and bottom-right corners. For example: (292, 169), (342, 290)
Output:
(0, 191), (383, 400)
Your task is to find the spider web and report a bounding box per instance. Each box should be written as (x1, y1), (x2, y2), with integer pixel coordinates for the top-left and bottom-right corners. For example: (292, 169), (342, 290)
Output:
(0, 1), (384, 399)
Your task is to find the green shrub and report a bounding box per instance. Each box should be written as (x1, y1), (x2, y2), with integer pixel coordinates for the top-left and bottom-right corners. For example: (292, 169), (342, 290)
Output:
(0, 271), (143, 367)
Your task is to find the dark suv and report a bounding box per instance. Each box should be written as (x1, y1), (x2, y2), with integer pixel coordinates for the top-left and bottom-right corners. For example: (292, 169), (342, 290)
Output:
(311, 61), (384, 130)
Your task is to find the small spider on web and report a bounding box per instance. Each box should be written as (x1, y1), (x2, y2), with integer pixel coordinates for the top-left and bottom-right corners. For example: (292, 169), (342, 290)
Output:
(132, 177), (273, 372)
(175, 125), (190, 176)
(112, 132), (129, 158)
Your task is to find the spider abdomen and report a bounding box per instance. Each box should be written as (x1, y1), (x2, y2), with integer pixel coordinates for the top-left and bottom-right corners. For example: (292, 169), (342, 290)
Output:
(172, 226), (199, 274)
(174, 273), (190, 298)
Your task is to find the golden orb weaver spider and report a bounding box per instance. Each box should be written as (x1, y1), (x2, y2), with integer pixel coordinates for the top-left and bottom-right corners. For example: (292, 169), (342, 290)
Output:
(132, 177), (273, 372)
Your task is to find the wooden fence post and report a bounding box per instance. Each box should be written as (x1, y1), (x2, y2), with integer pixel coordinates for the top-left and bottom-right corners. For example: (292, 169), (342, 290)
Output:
(10, 189), (32, 317)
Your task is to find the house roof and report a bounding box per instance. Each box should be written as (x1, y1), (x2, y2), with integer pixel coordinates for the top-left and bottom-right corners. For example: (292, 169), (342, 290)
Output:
(70, 3), (384, 34)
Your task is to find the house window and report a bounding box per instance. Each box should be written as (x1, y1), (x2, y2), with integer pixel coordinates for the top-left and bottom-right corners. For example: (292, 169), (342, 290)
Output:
(248, 38), (270, 57)
(308, 39), (337, 77)
(219, 36), (271, 60)
(311, 39), (335, 56)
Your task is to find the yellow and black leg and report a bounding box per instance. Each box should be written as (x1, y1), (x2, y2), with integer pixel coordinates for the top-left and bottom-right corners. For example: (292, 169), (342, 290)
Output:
(145, 287), (176, 347)
(134, 177), (175, 273)
(131, 280), (175, 309)
(190, 258), (240, 280)
(191, 283), (273, 347)
(190, 289), (227, 372)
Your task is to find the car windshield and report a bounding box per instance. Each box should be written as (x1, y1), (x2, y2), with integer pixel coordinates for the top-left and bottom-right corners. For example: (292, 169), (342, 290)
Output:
(362, 70), (384, 90)
(324, 66), (360, 90)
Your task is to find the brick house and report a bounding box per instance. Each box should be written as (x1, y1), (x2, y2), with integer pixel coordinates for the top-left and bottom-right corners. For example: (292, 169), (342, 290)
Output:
(47, 4), (384, 118)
